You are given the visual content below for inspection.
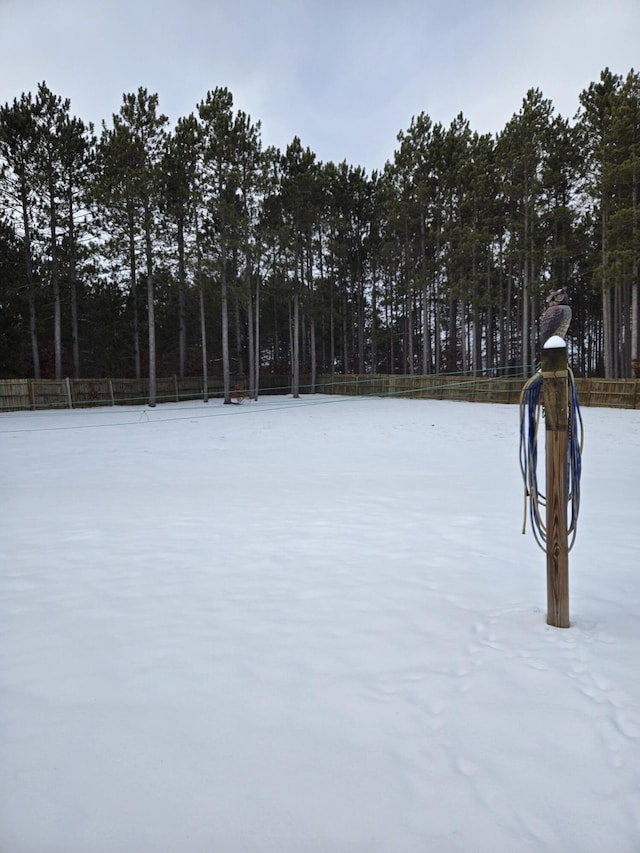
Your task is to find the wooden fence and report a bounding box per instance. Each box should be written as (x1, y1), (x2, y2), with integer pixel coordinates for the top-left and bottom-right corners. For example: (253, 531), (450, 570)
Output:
(318, 373), (526, 404)
(318, 373), (640, 409)
(1, 373), (639, 413)
(0, 375), (293, 412)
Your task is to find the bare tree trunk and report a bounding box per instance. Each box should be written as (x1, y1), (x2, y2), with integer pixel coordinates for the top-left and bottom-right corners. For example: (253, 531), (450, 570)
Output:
(632, 278), (639, 367)
(128, 206), (141, 379)
(631, 179), (638, 367)
(68, 189), (80, 378)
(221, 239), (231, 404)
(613, 284), (622, 377)
(522, 203), (530, 370)
(602, 211), (613, 377)
(292, 290), (300, 398)
(194, 210), (208, 403)
(358, 279), (365, 374)
(529, 229), (537, 368)
(247, 273), (255, 399)
(421, 284), (429, 374)
(70, 279), (79, 378)
(253, 274), (260, 400)
(145, 207), (156, 408)
(234, 293), (243, 377)
(20, 183), (40, 378)
(330, 294), (335, 375)
(342, 289), (348, 373)
(459, 301), (467, 373)
(418, 203), (428, 375)
(48, 181), (62, 380)
(448, 297), (457, 371)
(388, 279), (396, 373)
(434, 218), (442, 374)
(472, 300), (481, 373)
(310, 318), (316, 392)
(199, 284), (208, 403)
(177, 216), (186, 378)
(371, 259), (378, 373)
(602, 287), (612, 377)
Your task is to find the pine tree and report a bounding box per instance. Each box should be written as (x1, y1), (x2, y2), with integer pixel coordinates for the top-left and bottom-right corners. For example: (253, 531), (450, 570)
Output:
(279, 137), (321, 396)
(579, 69), (623, 377)
(32, 83), (70, 379)
(0, 219), (27, 374)
(98, 88), (168, 402)
(198, 87), (241, 404)
(232, 109), (264, 399)
(57, 113), (94, 378)
(497, 89), (554, 368)
(162, 113), (200, 379)
(608, 70), (640, 375)
(0, 92), (41, 377)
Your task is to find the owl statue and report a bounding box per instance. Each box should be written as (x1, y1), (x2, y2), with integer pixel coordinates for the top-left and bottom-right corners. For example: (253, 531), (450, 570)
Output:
(540, 288), (571, 347)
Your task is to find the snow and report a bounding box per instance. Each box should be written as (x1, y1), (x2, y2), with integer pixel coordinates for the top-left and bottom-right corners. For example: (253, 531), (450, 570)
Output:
(543, 335), (567, 349)
(1, 394), (639, 852)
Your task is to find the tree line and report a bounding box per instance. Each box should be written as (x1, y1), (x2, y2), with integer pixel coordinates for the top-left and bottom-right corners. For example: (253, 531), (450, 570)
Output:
(0, 69), (638, 403)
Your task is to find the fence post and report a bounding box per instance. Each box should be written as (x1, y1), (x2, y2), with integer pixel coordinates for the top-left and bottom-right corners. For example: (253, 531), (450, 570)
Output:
(541, 341), (570, 628)
(65, 377), (73, 409)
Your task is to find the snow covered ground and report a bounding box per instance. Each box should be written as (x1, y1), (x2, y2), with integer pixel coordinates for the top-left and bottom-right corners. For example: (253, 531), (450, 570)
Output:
(1, 394), (639, 853)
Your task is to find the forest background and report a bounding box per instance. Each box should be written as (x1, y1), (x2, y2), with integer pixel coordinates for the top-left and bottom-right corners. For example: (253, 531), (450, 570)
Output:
(0, 68), (639, 404)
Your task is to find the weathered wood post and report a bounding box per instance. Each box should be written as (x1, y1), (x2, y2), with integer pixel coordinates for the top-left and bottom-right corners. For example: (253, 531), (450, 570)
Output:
(541, 339), (570, 628)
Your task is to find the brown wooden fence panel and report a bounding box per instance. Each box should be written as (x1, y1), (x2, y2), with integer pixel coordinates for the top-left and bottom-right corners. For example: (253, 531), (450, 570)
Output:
(317, 374), (640, 409)
(71, 379), (112, 407)
(31, 380), (68, 409)
(0, 379), (31, 411)
(176, 377), (205, 400)
(1, 375), (639, 413)
(107, 379), (147, 405)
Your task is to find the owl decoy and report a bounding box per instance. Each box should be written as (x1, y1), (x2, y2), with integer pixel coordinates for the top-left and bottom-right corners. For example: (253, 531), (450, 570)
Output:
(540, 288), (571, 347)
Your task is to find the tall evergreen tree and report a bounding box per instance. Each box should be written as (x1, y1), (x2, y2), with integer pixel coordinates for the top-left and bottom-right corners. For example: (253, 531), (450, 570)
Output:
(0, 219), (26, 375)
(98, 88), (168, 402)
(232, 109), (264, 399)
(198, 87), (241, 404)
(162, 113), (200, 378)
(608, 69), (640, 375)
(497, 89), (554, 368)
(33, 83), (70, 379)
(57, 112), (94, 378)
(0, 91), (41, 377)
(279, 137), (321, 396)
(579, 69), (623, 377)
(3, 68), (640, 383)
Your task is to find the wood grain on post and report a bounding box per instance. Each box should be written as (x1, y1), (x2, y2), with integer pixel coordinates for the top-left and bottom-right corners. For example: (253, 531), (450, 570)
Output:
(542, 342), (570, 628)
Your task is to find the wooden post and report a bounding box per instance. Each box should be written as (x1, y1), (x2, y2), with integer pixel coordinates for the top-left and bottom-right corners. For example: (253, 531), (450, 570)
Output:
(65, 377), (73, 409)
(541, 341), (570, 628)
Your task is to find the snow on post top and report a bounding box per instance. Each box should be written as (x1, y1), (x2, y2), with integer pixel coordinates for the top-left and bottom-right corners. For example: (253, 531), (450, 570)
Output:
(543, 335), (566, 349)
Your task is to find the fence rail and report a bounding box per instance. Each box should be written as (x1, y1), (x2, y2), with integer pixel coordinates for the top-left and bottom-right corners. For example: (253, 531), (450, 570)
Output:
(319, 373), (640, 409)
(1, 374), (639, 413)
(0, 375), (296, 412)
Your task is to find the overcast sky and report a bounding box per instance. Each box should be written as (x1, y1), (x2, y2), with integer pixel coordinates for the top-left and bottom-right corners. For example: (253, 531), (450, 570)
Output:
(1, 0), (639, 173)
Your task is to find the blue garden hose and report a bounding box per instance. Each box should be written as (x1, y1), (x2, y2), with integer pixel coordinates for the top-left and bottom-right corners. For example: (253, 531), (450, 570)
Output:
(519, 369), (583, 551)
